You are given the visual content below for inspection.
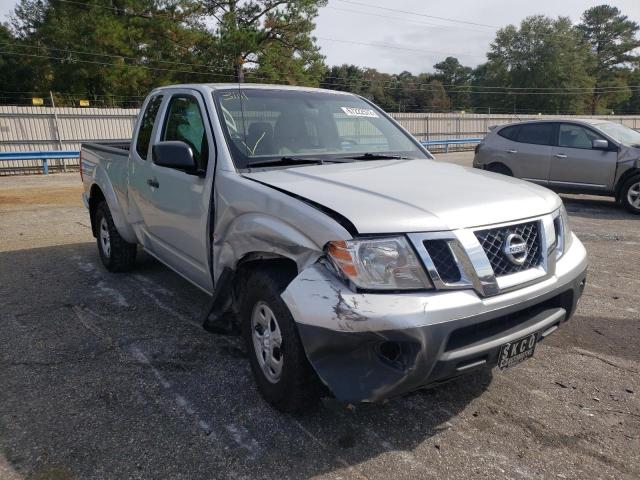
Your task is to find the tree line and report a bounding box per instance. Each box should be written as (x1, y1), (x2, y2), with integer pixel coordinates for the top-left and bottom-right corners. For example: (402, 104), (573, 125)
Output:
(1, 1), (638, 114)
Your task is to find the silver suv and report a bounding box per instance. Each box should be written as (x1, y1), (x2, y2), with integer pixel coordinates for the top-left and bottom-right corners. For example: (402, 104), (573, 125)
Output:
(473, 119), (640, 214)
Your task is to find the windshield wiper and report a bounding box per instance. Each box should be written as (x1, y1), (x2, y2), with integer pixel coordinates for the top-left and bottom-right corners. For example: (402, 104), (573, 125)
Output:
(339, 153), (411, 160)
(247, 156), (326, 167)
(246, 156), (354, 168)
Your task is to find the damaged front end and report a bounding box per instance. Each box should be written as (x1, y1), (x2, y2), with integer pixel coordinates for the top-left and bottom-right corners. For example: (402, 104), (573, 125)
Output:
(281, 234), (587, 403)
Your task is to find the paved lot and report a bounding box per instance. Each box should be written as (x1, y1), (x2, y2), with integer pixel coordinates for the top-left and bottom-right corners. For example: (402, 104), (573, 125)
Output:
(1, 153), (639, 479)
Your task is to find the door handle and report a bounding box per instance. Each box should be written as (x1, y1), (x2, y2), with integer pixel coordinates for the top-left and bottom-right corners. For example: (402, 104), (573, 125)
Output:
(507, 149), (518, 154)
(554, 154), (567, 159)
(147, 178), (159, 188)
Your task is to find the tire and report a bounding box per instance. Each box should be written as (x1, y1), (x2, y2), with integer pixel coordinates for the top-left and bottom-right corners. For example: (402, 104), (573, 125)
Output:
(95, 201), (137, 272)
(240, 268), (322, 412)
(620, 176), (640, 215)
(486, 163), (513, 176)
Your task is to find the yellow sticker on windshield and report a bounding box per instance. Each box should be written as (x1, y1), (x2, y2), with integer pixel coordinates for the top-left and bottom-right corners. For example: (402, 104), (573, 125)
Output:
(341, 107), (379, 118)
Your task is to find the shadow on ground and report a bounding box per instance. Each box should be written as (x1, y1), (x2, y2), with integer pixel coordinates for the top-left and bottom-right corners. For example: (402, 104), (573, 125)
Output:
(559, 194), (638, 221)
(0, 243), (491, 479)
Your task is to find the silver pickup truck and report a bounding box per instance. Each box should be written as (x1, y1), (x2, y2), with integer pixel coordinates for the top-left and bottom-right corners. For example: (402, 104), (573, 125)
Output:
(81, 84), (587, 411)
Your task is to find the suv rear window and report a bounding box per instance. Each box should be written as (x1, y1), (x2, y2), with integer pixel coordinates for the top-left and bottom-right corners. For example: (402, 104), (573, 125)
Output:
(515, 123), (554, 145)
(498, 125), (520, 140)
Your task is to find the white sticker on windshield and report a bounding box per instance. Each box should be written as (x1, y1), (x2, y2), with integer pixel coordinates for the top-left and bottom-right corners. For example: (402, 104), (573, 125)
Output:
(341, 107), (379, 118)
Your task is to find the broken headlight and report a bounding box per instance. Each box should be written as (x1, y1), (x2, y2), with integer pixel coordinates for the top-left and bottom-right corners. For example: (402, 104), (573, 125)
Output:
(326, 237), (433, 290)
(553, 204), (573, 259)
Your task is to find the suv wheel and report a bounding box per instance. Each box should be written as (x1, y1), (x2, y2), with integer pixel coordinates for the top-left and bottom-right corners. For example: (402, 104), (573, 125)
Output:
(95, 201), (137, 271)
(621, 176), (640, 215)
(241, 267), (322, 412)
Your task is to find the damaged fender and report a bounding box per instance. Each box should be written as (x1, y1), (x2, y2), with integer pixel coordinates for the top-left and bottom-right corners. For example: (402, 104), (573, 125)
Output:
(213, 172), (354, 280)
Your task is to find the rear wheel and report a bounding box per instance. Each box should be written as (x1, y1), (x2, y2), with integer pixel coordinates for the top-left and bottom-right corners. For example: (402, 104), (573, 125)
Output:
(95, 201), (137, 272)
(486, 163), (513, 176)
(621, 176), (640, 215)
(241, 267), (322, 412)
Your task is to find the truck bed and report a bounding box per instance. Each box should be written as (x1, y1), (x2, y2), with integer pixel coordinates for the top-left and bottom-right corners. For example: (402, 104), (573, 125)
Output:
(83, 140), (132, 156)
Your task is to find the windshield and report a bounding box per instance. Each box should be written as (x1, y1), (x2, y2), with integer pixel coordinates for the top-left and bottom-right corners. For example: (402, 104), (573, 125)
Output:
(597, 122), (640, 146)
(213, 88), (429, 168)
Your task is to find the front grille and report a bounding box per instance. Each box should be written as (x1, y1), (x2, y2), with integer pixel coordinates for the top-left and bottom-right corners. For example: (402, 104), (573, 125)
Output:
(423, 240), (461, 283)
(475, 221), (542, 276)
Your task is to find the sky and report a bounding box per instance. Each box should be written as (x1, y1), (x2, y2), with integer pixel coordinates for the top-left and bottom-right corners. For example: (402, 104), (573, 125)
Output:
(1, 0), (639, 74)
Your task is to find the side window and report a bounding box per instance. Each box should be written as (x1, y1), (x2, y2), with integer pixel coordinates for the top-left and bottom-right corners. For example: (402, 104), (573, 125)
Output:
(498, 125), (520, 141)
(162, 95), (209, 171)
(516, 123), (554, 146)
(558, 124), (604, 150)
(135, 95), (163, 159)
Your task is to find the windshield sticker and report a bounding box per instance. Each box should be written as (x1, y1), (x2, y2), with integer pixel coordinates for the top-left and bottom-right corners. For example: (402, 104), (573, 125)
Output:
(221, 91), (249, 101)
(341, 107), (379, 118)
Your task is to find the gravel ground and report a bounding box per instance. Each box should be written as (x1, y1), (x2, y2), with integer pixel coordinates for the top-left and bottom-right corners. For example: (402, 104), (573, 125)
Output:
(0, 153), (639, 480)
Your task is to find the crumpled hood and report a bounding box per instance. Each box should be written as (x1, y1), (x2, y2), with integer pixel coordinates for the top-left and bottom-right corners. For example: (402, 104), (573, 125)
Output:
(243, 159), (561, 234)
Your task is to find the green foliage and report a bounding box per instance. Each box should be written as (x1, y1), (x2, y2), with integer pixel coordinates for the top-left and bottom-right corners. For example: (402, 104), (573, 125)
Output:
(1, 2), (639, 113)
(3, 0), (326, 105)
(321, 65), (450, 113)
(433, 57), (472, 110)
(206, 0), (326, 83)
(473, 16), (595, 114)
(578, 5), (640, 113)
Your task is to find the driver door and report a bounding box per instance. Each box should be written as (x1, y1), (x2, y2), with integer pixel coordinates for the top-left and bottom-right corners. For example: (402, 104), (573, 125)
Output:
(136, 89), (215, 292)
(549, 123), (618, 191)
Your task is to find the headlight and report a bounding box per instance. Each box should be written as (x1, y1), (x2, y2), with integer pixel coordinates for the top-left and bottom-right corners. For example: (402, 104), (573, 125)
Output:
(326, 237), (432, 290)
(554, 205), (573, 259)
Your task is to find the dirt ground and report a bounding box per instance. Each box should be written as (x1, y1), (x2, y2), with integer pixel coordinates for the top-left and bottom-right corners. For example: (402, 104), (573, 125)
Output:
(0, 153), (638, 480)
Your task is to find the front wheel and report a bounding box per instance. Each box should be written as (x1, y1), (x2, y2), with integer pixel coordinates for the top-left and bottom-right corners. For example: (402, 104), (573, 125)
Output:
(621, 176), (640, 215)
(241, 268), (322, 412)
(95, 201), (137, 272)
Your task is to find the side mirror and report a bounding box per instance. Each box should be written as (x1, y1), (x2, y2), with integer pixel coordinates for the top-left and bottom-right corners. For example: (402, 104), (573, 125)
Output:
(592, 139), (610, 150)
(152, 141), (197, 173)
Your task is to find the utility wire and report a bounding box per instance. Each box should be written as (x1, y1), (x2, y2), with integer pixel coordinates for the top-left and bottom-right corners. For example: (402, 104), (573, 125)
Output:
(323, 6), (493, 34)
(0, 41), (223, 72)
(333, 0), (498, 29)
(316, 36), (485, 59)
(2, 43), (638, 95)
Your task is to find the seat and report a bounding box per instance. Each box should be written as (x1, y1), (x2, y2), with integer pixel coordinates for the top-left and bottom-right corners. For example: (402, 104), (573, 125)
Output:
(273, 113), (312, 153)
(560, 130), (579, 148)
(247, 122), (274, 155)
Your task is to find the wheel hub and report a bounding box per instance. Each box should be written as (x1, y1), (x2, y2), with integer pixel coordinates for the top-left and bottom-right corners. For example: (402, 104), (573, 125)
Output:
(251, 301), (283, 384)
(628, 181), (640, 209)
(99, 217), (111, 259)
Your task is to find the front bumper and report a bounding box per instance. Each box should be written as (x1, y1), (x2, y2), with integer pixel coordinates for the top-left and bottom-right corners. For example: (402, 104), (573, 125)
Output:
(282, 234), (587, 403)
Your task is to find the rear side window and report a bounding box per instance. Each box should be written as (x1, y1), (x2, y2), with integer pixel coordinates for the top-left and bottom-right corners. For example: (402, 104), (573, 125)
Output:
(498, 125), (520, 141)
(135, 95), (163, 160)
(162, 95), (209, 171)
(515, 123), (554, 146)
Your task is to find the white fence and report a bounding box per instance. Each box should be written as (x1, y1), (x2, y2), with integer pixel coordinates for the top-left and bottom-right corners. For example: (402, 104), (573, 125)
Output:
(1, 106), (639, 174)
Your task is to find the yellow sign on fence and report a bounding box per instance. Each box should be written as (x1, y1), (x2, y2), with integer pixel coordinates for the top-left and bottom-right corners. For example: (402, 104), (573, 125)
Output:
(32, 97), (44, 106)
(79, 99), (90, 107)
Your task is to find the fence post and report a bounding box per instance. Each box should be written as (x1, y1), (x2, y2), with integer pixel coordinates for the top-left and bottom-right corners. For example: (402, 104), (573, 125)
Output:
(49, 91), (65, 172)
(426, 115), (430, 142)
(43, 159), (49, 175)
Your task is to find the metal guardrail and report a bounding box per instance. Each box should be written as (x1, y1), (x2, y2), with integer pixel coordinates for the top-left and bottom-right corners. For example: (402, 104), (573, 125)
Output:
(421, 138), (482, 153)
(0, 150), (80, 174)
